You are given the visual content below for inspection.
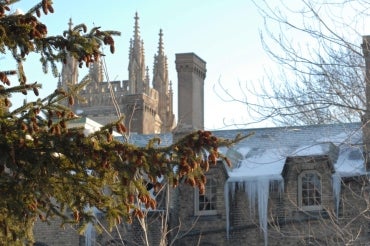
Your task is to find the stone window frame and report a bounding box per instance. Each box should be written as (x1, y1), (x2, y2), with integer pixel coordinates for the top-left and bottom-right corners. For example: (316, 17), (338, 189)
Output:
(194, 177), (217, 216)
(298, 170), (323, 211)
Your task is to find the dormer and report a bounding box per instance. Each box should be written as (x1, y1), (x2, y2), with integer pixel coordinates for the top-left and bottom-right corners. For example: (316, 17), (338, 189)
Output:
(282, 143), (338, 214)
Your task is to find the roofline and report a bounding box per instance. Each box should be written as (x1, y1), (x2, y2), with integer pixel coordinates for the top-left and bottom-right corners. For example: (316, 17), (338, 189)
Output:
(210, 122), (362, 134)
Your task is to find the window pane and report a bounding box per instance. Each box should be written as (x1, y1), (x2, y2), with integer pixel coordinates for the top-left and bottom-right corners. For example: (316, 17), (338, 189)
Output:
(301, 172), (321, 207)
(198, 179), (216, 211)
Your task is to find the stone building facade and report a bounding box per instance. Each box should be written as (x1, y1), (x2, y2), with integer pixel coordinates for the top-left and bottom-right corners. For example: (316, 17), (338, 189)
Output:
(33, 123), (370, 246)
(32, 18), (370, 245)
(171, 123), (369, 246)
(59, 14), (175, 134)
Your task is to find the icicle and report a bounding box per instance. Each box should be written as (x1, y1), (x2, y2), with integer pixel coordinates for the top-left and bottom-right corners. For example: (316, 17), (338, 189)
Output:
(272, 179), (285, 198)
(257, 179), (270, 246)
(332, 173), (342, 216)
(244, 179), (270, 246)
(231, 182), (236, 199)
(224, 182), (230, 239)
(84, 207), (97, 245)
(244, 181), (251, 213)
(224, 176), (283, 246)
(85, 223), (92, 246)
(279, 179), (285, 196)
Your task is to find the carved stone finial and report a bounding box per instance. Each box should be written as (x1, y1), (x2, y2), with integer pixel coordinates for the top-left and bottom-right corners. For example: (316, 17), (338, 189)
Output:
(158, 29), (164, 55)
(134, 12), (140, 41)
(68, 18), (73, 30)
(146, 66), (150, 81)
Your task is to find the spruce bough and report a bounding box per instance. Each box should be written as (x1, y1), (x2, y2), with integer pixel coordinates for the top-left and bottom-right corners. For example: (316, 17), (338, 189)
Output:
(0, 1), (242, 244)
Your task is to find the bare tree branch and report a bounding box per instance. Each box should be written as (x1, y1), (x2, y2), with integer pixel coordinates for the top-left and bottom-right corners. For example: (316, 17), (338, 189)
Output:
(217, 0), (370, 126)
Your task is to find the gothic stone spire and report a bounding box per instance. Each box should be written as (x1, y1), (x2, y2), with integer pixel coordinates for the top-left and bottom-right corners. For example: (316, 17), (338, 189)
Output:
(153, 29), (168, 90)
(134, 12), (140, 42)
(68, 18), (73, 31)
(158, 29), (164, 56)
(128, 12), (147, 94)
(61, 19), (78, 87)
(152, 29), (174, 132)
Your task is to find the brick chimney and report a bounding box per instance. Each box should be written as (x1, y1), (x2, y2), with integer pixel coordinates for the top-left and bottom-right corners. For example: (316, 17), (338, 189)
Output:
(174, 53), (206, 141)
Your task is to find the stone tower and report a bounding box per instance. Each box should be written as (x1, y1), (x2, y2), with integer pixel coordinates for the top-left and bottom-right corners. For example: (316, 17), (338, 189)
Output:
(59, 14), (175, 134)
(153, 29), (175, 132)
(123, 12), (160, 134)
(60, 19), (79, 88)
(175, 53), (206, 130)
(89, 55), (104, 84)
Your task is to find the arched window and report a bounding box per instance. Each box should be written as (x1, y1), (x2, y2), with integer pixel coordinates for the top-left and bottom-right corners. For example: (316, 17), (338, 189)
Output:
(298, 171), (322, 210)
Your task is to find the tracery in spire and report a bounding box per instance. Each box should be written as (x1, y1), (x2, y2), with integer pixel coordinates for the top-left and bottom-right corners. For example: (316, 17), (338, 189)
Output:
(133, 12), (140, 41)
(145, 66), (150, 82)
(158, 29), (164, 56)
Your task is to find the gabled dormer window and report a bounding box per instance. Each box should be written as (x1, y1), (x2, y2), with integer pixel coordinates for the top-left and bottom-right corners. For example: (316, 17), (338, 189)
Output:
(298, 171), (322, 211)
(194, 178), (217, 216)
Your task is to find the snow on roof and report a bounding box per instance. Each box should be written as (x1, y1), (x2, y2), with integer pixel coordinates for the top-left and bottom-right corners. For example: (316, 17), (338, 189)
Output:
(227, 148), (287, 181)
(335, 146), (365, 177)
(212, 122), (366, 180)
(218, 123), (367, 246)
(110, 121), (366, 180)
(68, 117), (121, 136)
(291, 142), (334, 157)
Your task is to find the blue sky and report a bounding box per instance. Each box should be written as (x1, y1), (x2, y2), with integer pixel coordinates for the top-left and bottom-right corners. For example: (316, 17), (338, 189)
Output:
(9, 0), (273, 130)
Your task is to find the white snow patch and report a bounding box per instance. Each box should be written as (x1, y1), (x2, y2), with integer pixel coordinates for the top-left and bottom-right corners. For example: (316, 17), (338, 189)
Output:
(227, 148), (287, 180)
(292, 143), (331, 157)
(334, 147), (366, 177)
(234, 146), (252, 157)
(317, 132), (356, 144)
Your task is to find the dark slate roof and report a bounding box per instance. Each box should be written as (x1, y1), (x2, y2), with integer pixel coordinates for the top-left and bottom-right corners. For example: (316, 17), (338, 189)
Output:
(211, 122), (362, 150)
(116, 133), (173, 148)
(113, 122), (366, 179)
